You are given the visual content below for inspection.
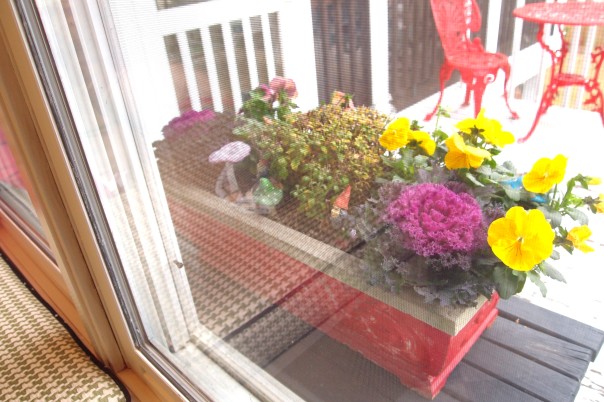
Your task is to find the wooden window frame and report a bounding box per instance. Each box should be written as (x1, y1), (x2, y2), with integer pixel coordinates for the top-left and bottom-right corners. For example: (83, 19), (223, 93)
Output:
(0, 2), (184, 400)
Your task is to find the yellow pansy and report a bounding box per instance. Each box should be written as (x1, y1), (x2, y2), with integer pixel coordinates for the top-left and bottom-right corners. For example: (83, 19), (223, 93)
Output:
(456, 109), (515, 148)
(589, 177), (601, 185)
(444, 134), (491, 170)
(597, 194), (604, 214)
(487, 206), (554, 271)
(522, 154), (568, 194)
(408, 130), (436, 156)
(379, 117), (410, 151)
(567, 226), (594, 253)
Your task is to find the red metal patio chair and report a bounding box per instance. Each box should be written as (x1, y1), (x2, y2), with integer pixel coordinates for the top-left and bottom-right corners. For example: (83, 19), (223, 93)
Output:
(425, 0), (518, 121)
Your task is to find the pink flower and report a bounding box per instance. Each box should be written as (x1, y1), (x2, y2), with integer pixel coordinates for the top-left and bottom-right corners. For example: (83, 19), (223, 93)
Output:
(269, 77), (298, 99)
(258, 84), (274, 102)
(384, 183), (484, 256)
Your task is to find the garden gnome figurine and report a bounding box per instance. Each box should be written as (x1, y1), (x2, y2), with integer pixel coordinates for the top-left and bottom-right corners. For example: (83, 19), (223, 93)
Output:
(209, 141), (251, 201)
(253, 177), (283, 215)
(331, 91), (355, 110)
(331, 185), (351, 218)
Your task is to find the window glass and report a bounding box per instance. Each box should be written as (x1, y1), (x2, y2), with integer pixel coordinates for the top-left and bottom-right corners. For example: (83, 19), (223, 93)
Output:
(26, 1), (599, 401)
(0, 121), (47, 247)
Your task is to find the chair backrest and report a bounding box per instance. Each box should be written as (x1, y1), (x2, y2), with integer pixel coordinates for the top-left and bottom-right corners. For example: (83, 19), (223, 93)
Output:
(430, 0), (482, 56)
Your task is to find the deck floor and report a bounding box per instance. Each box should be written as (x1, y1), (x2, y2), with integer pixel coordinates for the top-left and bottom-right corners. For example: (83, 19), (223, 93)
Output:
(265, 296), (604, 402)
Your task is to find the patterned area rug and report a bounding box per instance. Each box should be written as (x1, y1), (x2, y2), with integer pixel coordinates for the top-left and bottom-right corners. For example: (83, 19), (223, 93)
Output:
(0, 254), (129, 401)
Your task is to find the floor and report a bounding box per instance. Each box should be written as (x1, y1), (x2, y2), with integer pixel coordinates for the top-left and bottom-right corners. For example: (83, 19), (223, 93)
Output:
(401, 85), (604, 401)
(265, 295), (603, 402)
(0, 255), (129, 401)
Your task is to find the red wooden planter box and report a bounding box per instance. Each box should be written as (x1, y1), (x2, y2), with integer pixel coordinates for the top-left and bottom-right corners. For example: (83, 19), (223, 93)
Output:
(321, 292), (499, 398)
(170, 197), (499, 399)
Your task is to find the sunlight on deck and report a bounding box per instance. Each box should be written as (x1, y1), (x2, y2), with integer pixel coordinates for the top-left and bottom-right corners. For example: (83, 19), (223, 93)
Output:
(401, 87), (604, 401)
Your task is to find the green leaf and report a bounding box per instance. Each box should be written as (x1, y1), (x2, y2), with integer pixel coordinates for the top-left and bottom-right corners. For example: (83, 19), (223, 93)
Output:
(414, 155), (429, 166)
(493, 266), (525, 299)
(504, 187), (521, 202)
(549, 250), (561, 260)
(528, 270), (547, 297)
(538, 206), (563, 228)
(501, 161), (516, 173)
(540, 261), (566, 283)
(476, 165), (492, 175)
(290, 157), (301, 171)
(465, 172), (485, 187)
(433, 129), (448, 142)
(566, 208), (589, 225)
(400, 148), (415, 166)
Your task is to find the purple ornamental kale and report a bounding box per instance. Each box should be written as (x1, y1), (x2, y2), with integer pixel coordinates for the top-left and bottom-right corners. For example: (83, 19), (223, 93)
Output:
(384, 183), (483, 257)
(163, 109), (217, 139)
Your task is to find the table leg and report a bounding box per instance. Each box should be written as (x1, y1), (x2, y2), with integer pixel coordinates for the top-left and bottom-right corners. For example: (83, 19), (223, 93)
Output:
(584, 46), (604, 125)
(520, 28), (604, 143)
(519, 25), (567, 143)
(519, 82), (559, 143)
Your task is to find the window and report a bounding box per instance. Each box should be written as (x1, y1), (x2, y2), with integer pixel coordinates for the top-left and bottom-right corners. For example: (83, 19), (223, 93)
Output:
(6, 1), (588, 401)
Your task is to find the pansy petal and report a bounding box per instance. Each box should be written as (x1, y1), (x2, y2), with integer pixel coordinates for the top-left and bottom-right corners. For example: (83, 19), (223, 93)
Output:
(465, 146), (492, 168)
(567, 226), (594, 253)
(488, 206), (553, 271)
(597, 194), (604, 213)
(548, 154), (568, 183)
(523, 155), (568, 194)
(409, 130), (436, 155)
(380, 118), (411, 151)
(379, 130), (406, 151)
(444, 134), (490, 169)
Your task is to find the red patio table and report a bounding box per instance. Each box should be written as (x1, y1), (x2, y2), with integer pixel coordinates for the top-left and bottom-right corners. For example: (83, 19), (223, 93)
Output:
(513, 2), (604, 142)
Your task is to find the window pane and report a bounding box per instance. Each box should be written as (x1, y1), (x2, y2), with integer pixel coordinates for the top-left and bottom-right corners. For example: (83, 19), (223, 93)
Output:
(25, 0), (603, 401)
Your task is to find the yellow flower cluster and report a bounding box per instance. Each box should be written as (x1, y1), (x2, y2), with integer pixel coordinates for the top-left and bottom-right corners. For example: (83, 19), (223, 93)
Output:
(379, 117), (436, 155)
(489, 155), (598, 271)
(378, 110), (599, 274)
(456, 109), (515, 148)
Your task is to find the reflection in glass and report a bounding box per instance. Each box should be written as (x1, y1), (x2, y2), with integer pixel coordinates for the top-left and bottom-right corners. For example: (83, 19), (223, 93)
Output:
(0, 126), (46, 244)
(27, 0), (568, 400)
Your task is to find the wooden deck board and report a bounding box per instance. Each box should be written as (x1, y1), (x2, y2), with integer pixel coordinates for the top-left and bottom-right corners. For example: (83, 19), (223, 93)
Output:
(498, 297), (604, 361)
(266, 330), (462, 402)
(263, 299), (604, 401)
(463, 339), (579, 401)
(444, 363), (542, 402)
(481, 315), (592, 381)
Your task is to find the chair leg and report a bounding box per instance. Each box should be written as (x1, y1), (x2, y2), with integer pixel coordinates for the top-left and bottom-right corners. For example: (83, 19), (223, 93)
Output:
(501, 61), (519, 120)
(472, 77), (486, 118)
(425, 63), (454, 121)
(463, 83), (472, 107)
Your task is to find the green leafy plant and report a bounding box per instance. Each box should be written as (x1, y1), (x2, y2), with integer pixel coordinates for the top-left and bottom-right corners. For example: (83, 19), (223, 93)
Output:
(341, 108), (602, 307)
(237, 103), (389, 218)
(239, 77), (298, 123)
